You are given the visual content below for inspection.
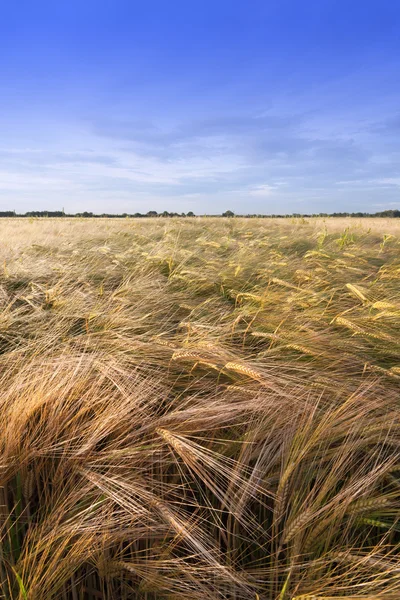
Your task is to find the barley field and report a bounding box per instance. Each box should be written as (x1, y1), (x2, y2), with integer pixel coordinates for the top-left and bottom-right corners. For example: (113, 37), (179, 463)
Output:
(0, 217), (399, 600)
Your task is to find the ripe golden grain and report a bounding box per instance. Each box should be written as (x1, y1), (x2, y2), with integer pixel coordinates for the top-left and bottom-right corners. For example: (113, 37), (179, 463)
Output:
(345, 283), (368, 302)
(0, 216), (399, 599)
(373, 301), (397, 310)
(347, 496), (392, 515)
(251, 331), (280, 340)
(224, 361), (264, 381)
(171, 349), (220, 371)
(285, 344), (320, 357)
(283, 509), (312, 544)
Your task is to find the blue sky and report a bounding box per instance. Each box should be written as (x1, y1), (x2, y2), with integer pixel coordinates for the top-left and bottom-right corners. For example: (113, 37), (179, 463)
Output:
(1, 0), (400, 214)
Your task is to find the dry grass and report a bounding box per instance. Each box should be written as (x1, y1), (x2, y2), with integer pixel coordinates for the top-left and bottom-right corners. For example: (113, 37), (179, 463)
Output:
(0, 216), (399, 599)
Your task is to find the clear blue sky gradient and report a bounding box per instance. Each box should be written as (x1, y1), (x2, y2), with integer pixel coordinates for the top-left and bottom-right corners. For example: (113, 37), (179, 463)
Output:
(1, 0), (399, 214)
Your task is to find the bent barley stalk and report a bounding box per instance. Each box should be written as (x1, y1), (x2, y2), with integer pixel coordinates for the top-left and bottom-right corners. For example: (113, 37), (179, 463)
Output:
(224, 361), (264, 381)
(345, 283), (368, 302)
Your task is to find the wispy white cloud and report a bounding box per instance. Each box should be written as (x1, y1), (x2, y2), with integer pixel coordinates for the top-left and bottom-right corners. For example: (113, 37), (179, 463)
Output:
(1, 103), (400, 213)
(248, 184), (276, 197)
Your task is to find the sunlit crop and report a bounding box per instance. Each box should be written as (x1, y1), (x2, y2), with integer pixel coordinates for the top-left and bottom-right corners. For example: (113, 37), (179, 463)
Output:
(0, 216), (399, 599)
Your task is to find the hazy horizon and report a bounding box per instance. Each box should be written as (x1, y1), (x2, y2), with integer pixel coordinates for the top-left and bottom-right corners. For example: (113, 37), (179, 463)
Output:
(1, 0), (400, 215)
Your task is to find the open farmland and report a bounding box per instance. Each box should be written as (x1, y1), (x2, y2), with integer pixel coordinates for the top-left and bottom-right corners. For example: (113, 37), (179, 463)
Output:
(0, 217), (399, 600)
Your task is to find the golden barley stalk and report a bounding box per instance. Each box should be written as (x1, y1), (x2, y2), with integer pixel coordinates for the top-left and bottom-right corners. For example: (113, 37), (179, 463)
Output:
(224, 361), (264, 381)
(270, 277), (300, 290)
(23, 469), (35, 502)
(251, 331), (280, 340)
(179, 303), (196, 310)
(171, 350), (220, 370)
(283, 509), (312, 544)
(347, 496), (392, 514)
(332, 551), (399, 573)
(275, 477), (290, 522)
(235, 293), (263, 303)
(304, 518), (330, 553)
(172, 349), (210, 362)
(373, 301), (397, 309)
(156, 428), (190, 457)
(224, 385), (258, 395)
(285, 344), (320, 357)
(335, 317), (396, 342)
(373, 310), (400, 319)
(153, 338), (177, 348)
(345, 283), (368, 302)
(365, 364), (400, 379)
(334, 317), (364, 334)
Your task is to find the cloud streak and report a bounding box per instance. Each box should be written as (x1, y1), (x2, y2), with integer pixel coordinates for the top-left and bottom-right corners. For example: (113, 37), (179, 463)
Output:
(1, 105), (400, 214)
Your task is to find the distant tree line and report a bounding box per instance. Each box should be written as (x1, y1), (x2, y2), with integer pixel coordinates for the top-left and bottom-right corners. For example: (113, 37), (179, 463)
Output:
(220, 210), (400, 218)
(0, 209), (399, 218)
(0, 210), (196, 218)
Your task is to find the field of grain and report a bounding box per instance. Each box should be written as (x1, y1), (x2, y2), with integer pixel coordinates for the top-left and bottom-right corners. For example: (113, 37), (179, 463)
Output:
(0, 217), (399, 600)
